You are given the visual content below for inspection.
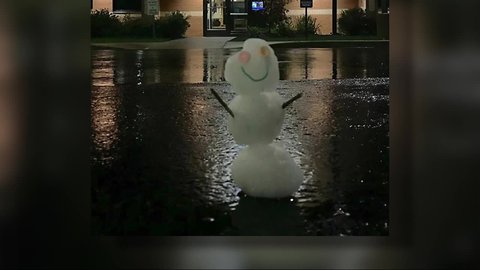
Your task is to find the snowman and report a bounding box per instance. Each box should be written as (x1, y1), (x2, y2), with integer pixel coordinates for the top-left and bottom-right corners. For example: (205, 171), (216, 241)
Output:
(211, 38), (303, 198)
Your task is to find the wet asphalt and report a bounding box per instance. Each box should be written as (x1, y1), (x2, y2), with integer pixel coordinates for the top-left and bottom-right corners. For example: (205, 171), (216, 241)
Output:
(91, 46), (389, 235)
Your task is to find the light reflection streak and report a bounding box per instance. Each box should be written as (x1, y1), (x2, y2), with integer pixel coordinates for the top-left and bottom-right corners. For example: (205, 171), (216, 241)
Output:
(91, 85), (120, 165)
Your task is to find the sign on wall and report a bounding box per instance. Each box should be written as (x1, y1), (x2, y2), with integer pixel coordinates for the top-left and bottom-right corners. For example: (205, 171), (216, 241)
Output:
(300, 0), (313, 8)
(145, 0), (159, 15)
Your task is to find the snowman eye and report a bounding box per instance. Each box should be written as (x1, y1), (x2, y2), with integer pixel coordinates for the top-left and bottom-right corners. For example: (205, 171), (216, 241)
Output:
(260, 46), (269, 57)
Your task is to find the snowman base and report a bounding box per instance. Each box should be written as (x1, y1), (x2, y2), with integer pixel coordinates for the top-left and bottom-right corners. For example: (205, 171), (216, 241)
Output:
(231, 142), (303, 198)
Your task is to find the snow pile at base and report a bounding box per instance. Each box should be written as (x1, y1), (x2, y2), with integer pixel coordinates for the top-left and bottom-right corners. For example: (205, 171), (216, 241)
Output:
(231, 143), (303, 198)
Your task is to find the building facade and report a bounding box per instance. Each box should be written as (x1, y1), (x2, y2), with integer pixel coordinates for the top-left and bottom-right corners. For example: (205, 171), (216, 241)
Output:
(92, 0), (387, 37)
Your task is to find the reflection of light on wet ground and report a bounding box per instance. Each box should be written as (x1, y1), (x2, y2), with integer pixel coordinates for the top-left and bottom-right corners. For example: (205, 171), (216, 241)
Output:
(203, 49), (228, 82)
(183, 49), (204, 83)
(278, 48), (334, 80)
(278, 81), (336, 208)
(91, 50), (115, 87)
(135, 50), (144, 86)
(91, 79), (389, 235)
(91, 47), (389, 235)
(182, 85), (242, 208)
(91, 86), (120, 165)
(91, 46), (388, 86)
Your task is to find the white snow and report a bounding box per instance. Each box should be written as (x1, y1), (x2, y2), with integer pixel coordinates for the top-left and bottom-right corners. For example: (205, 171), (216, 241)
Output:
(225, 38), (280, 95)
(228, 91), (284, 145)
(223, 38), (304, 198)
(231, 143), (303, 198)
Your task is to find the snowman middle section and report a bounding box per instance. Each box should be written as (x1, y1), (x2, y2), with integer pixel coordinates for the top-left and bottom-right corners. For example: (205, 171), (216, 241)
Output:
(228, 91), (285, 145)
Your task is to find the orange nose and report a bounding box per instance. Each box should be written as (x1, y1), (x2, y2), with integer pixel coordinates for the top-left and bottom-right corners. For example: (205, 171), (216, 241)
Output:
(238, 51), (251, 64)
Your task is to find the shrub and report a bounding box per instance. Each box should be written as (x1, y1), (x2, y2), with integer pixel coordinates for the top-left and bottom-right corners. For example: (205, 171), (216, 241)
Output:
(248, 0), (292, 33)
(121, 15), (154, 38)
(364, 10), (377, 35)
(157, 11), (191, 39)
(264, 0), (292, 32)
(338, 8), (377, 35)
(294, 15), (320, 36)
(271, 18), (296, 37)
(91, 9), (122, 38)
(248, 11), (267, 28)
(245, 26), (269, 39)
(91, 10), (190, 39)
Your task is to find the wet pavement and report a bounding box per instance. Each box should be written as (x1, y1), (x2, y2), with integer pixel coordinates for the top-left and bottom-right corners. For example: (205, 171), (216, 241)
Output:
(91, 46), (389, 235)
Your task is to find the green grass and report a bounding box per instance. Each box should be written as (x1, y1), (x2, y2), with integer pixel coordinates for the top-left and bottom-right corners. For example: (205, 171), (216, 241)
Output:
(91, 37), (172, 43)
(231, 35), (382, 42)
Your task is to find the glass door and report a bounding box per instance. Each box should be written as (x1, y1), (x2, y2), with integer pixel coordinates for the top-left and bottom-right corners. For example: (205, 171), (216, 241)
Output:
(229, 0), (247, 33)
(206, 0), (227, 32)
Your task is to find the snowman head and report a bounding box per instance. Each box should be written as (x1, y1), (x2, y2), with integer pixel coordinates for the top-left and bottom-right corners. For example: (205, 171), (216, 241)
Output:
(225, 38), (279, 95)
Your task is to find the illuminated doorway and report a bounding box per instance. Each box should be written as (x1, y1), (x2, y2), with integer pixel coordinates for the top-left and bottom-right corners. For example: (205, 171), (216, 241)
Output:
(205, 0), (228, 34)
(204, 0), (248, 36)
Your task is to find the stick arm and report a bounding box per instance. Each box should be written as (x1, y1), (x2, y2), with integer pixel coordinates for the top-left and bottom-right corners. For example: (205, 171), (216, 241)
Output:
(210, 88), (235, 118)
(282, 92), (303, 109)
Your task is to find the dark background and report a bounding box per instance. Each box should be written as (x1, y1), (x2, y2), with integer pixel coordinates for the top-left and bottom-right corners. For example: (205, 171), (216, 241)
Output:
(0, 0), (479, 268)
(113, 0), (142, 12)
